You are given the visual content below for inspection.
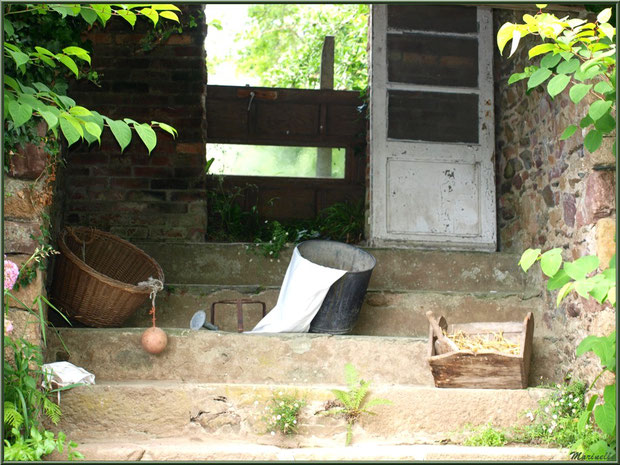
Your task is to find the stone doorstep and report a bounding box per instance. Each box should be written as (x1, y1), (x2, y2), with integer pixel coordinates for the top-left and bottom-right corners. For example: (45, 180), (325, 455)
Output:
(46, 436), (569, 462)
(133, 242), (529, 294)
(123, 284), (545, 337)
(47, 381), (550, 447)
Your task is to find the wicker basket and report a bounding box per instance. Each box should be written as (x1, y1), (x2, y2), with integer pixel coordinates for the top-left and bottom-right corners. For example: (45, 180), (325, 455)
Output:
(51, 226), (164, 327)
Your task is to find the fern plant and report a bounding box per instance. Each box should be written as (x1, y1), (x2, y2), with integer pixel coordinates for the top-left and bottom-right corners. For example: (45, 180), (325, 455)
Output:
(4, 402), (24, 432)
(320, 363), (392, 446)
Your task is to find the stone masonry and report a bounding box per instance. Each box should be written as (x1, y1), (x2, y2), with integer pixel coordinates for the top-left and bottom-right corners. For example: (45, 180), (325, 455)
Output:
(493, 8), (616, 385)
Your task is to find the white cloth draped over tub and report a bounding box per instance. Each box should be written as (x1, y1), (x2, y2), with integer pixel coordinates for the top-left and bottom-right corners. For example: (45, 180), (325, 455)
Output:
(248, 246), (346, 333)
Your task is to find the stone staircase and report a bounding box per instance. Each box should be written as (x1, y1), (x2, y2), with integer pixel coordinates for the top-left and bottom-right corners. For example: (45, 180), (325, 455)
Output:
(44, 243), (567, 461)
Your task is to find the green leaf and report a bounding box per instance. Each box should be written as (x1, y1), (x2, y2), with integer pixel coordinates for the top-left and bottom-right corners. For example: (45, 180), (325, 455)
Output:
(584, 129), (603, 153)
(7, 49), (30, 68)
(140, 8), (159, 26)
(508, 72), (528, 84)
(497, 22), (515, 55)
(547, 268), (572, 291)
(527, 68), (552, 90)
(598, 23), (615, 40)
(92, 4), (112, 26)
(556, 281), (574, 306)
(519, 248), (541, 272)
(84, 122), (102, 143)
(69, 106), (92, 117)
(588, 100), (613, 121)
(4, 75), (20, 92)
(528, 43), (555, 58)
(38, 110), (59, 130)
(56, 54), (79, 78)
(152, 121), (178, 137)
(59, 116), (82, 146)
(8, 100), (33, 128)
(62, 46), (91, 65)
(148, 4), (182, 11)
(578, 394), (598, 432)
(580, 114), (593, 128)
(117, 9), (137, 27)
(135, 123), (157, 153)
(105, 118), (132, 152)
(609, 255), (615, 269)
(589, 279), (611, 303)
(80, 7), (98, 25)
(560, 125), (577, 140)
(569, 83), (592, 104)
(594, 81), (614, 94)
(18, 94), (43, 111)
(593, 402), (616, 436)
(594, 113), (615, 134)
(540, 53), (562, 69)
(50, 5), (80, 17)
(577, 335), (605, 357)
(32, 82), (51, 92)
(4, 18), (15, 37)
(574, 279), (595, 298)
(34, 46), (54, 57)
(556, 58), (580, 74)
(564, 255), (599, 281)
(159, 11), (179, 22)
(597, 8), (612, 24)
(540, 248), (563, 277)
(547, 74), (570, 98)
(36, 54), (57, 68)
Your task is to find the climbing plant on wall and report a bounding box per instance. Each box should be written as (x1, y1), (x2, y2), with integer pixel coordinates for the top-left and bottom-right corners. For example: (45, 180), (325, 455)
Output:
(498, 5), (616, 461)
(497, 4), (616, 154)
(3, 3), (181, 154)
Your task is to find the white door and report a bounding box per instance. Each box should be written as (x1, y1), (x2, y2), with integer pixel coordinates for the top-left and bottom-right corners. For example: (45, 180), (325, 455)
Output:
(369, 5), (496, 251)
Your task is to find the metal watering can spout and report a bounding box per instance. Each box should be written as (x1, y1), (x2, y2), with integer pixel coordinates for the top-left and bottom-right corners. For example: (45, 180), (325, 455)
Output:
(190, 310), (219, 331)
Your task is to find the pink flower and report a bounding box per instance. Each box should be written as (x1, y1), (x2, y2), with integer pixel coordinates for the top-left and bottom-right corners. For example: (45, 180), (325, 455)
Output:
(4, 257), (19, 291)
(4, 318), (14, 336)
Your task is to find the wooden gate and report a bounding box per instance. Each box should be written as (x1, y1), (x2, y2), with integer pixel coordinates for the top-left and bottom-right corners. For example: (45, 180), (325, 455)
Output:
(206, 85), (367, 220)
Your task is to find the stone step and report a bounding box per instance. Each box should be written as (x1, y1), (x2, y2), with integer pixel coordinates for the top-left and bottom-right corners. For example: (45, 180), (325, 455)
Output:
(46, 329), (435, 385)
(134, 242), (532, 294)
(46, 328), (554, 386)
(123, 284), (544, 337)
(46, 381), (550, 449)
(48, 437), (568, 461)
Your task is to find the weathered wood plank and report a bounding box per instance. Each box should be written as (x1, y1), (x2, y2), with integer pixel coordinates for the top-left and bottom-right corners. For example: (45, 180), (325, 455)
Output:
(429, 352), (524, 389)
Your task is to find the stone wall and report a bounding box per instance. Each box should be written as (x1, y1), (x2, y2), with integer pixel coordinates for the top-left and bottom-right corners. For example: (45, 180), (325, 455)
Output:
(61, 5), (207, 242)
(493, 8), (616, 385)
(3, 124), (51, 347)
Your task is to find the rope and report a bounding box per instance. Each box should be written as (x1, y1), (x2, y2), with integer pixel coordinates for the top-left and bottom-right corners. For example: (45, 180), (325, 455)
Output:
(67, 227), (96, 263)
(137, 277), (164, 327)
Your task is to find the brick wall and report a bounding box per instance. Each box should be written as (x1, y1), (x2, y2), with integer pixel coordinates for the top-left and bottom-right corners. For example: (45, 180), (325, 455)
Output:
(493, 8), (616, 384)
(62, 4), (207, 241)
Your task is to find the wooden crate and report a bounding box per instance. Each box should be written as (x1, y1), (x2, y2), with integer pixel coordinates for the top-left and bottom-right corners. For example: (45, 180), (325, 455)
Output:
(428, 312), (534, 389)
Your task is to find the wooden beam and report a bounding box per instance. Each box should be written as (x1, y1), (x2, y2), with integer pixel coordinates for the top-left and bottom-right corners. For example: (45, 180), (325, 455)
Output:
(317, 36), (335, 178)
